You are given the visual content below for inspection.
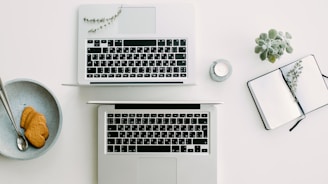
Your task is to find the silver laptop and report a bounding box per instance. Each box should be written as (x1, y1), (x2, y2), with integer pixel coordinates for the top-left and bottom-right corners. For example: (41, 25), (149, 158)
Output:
(92, 101), (220, 184)
(78, 4), (195, 85)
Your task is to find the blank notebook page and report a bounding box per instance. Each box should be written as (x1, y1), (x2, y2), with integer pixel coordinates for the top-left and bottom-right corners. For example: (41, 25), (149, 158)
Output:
(280, 56), (328, 113)
(248, 70), (303, 129)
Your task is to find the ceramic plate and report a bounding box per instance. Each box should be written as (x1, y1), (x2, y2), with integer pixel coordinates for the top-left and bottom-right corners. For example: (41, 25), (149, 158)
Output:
(0, 79), (62, 160)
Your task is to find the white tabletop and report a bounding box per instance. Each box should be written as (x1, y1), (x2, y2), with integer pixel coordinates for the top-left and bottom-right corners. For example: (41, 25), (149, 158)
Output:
(1, 0), (328, 184)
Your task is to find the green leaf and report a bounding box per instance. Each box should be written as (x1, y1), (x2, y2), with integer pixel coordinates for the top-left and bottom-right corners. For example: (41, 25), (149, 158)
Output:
(278, 50), (284, 55)
(268, 29), (277, 39)
(286, 46), (293, 53)
(260, 50), (267, 61)
(259, 33), (267, 40)
(255, 46), (262, 53)
(285, 32), (292, 39)
(258, 39), (265, 46)
(268, 54), (276, 63)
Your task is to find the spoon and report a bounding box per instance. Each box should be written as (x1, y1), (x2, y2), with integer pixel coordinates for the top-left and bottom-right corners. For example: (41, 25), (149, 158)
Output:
(0, 78), (28, 151)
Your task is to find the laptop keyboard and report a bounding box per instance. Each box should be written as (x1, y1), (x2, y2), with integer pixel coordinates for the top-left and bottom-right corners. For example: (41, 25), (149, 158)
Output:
(106, 111), (209, 154)
(86, 38), (188, 79)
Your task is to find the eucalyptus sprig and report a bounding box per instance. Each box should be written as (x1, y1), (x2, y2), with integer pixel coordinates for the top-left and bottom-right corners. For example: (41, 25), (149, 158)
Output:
(286, 60), (303, 98)
(255, 29), (293, 63)
(84, 6), (122, 33)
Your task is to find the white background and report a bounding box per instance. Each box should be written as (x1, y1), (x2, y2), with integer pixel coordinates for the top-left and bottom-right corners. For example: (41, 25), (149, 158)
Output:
(0, 0), (328, 184)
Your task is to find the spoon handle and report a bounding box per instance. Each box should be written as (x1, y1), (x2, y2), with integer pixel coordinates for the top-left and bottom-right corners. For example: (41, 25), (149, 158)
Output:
(0, 78), (21, 135)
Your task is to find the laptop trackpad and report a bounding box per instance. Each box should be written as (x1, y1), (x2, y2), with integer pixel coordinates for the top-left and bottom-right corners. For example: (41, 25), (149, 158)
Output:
(138, 157), (177, 184)
(119, 7), (156, 34)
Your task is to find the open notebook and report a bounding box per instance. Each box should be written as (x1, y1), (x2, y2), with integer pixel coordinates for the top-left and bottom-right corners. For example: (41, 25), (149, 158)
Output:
(248, 55), (328, 130)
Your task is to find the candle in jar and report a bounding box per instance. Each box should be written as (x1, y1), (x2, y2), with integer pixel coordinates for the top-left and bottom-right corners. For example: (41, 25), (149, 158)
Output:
(209, 59), (232, 82)
(214, 62), (229, 77)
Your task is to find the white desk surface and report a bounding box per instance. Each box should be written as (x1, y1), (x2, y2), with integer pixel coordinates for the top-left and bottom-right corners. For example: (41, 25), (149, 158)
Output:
(1, 0), (328, 183)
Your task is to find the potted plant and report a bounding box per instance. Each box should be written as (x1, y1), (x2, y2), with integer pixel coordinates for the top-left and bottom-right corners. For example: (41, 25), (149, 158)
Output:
(254, 29), (293, 63)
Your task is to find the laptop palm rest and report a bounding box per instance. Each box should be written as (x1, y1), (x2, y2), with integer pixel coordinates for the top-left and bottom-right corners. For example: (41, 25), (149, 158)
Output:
(138, 157), (177, 184)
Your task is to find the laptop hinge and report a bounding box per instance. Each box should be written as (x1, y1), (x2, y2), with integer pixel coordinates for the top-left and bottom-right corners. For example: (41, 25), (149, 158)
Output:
(115, 104), (201, 109)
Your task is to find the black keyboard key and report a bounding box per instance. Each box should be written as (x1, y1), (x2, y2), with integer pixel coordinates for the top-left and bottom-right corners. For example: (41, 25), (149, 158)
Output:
(107, 145), (114, 152)
(87, 48), (101, 53)
(129, 146), (136, 152)
(108, 132), (119, 137)
(158, 40), (165, 46)
(180, 39), (186, 46)
(175, 54), (186, 59)
(87, 68), (96, 73)
(158, 139), (164, 144)
(108, 40), (114, 46)
(137, 146), (171, 152)
(124, 40), (157, 46)
(87, 54), (92, 62)
(179, 47), (186, 52)
(177, 60), (187, 66)
(121, 146), (128, 152)
(107, 125), (117, 130)
(172, 146), (180, 152)
(193, 139), (208, 144)
(115, 40), (123, 46)
(107, 139), (115, 144)
(130, 139), (136, 144)
(114, 146), (120, 152)
(198, 119), (208, 124)
(203, 131), (208, 138)
(94, 40), (100, 46)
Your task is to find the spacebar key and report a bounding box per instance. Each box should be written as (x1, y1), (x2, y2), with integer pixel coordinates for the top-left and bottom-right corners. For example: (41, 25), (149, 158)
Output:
(137, 146), (171, 152)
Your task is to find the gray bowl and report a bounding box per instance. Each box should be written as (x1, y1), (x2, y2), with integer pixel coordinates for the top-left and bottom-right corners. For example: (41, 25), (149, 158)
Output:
(0, 79), (62, 160)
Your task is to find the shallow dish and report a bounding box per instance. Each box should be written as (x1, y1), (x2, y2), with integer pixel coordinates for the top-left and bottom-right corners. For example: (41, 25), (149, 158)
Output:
(0, 79), (62, 160)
